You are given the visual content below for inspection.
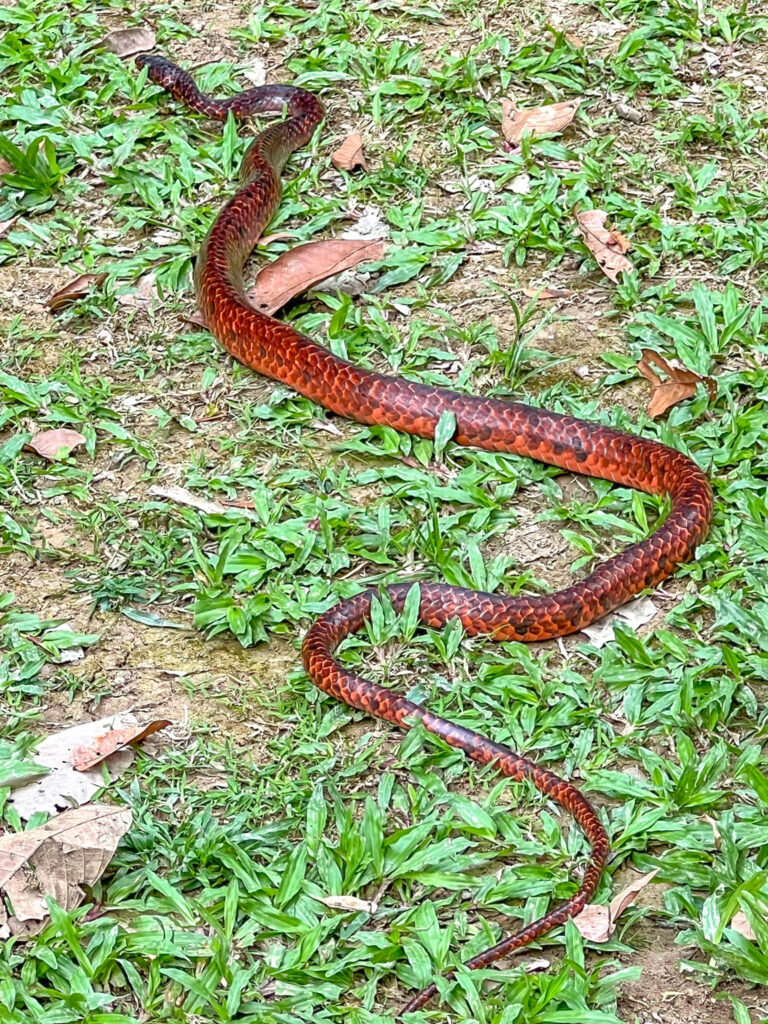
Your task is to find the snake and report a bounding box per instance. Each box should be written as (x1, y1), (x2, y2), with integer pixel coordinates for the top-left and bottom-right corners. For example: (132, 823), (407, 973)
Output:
(136, 53), (713, 1017)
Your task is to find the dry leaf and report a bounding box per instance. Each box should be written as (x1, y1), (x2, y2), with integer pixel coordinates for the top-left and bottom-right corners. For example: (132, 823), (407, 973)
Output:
(180, 310), (208, 329)
(581, 596), (657, 648)
(26, 429), (86, 462)
(575, 870), (659, 942)
(501, 98), (582, 145)
(148, 483), (258, 518)
(522, 286), (574, 300)
(46, 273), (107, 311)
(0, 805), (131, 937)
(572, 904), (611, 942)
(576, 210), (634, 282)
(0, 215), (19, 238)
(117, 272), (158, 311)
(319, 894), (377, 913)
(637, 348), (716, 418)
(102, 26), (156, 57)
(730, 910), (757, 942)
(246, 238), (384, 315)
(8, 715), (141, 820)
(0, 157), (13, 176)
(72, 720), (171, 771)
(241, 58), (266, 87)
(259, 231), (300, 246)
(332, 134), (368, 171)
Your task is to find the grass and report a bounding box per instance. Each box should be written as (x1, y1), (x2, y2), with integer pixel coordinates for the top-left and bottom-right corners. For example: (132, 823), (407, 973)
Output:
(1, 0), (768, 1021)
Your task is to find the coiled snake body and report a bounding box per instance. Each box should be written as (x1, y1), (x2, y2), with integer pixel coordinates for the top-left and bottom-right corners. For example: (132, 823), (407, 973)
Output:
(137, 54), (713, 1017)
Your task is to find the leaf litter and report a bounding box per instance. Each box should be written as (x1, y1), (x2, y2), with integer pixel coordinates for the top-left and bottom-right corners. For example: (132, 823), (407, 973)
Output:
(637, 348), (716, 417)
(576, 209), (634, 282)
(0, 805), (132, 938)
(8, 713), (166, 819)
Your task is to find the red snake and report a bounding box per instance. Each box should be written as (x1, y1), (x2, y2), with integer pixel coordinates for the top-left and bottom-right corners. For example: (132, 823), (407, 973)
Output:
(136, 54), (713, 1017)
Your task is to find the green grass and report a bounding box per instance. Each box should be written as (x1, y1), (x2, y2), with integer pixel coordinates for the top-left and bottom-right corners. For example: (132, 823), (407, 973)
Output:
(2, 0), (768, 1021)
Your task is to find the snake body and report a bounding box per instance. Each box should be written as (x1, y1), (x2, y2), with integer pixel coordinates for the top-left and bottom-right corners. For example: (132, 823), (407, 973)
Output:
(136, 54), (713, 1017)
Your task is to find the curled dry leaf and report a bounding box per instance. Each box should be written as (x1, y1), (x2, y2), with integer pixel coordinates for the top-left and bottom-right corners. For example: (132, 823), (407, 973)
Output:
(26, 429), (86, 462)
(575, 869), (659, 942)
(8, 714), (141, 820)
(576, 210), (634, 282)
(522, 286), (574, 300)
(331, 133), (368, 172)
(319, 894), (377, 913)
(637, 348), (716, 418)
(0, 215), (19, 238)
(72, 720), (172, 772)
(102, 26), (156, 58)
(0, 805), (132, 937)
(117, 272), (158, 311)
(730, 910), (757, 942)
(502, 98), (582, 145)
(246, 238), (384, 315)
(47, 273), (107, 311)
(581, 595), (657, 648)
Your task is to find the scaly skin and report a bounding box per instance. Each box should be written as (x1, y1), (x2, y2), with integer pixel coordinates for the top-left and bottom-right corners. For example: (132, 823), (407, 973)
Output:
(137, 53), (714, 1018)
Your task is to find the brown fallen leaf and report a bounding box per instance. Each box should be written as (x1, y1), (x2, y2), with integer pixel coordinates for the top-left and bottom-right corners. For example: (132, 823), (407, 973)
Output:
(116, 272), (158, 311)
(46, 273), (107, 311)
(71, 720), (172, 771)
(0, 215), (19, 238)
(730, 910), (757, 942)
(9, 714), (141, 820)
(102, 26), (156, 57)
(580, 595), (657, 648)
(318, 894), (377, 913)
(246, 238), (384, 315)
(502, 98), (582, 145)
(0, 805), (131, 937)
(332, 133), (368, 171)
(576, 209), (634, 282)
(522, 286), (574, 300)
(25, 429), (86, 462)
(148, 483), (255, 517)
(574, 869), (659, 942)
(637, 348), (716, 418)
(259, 231), (300, 246)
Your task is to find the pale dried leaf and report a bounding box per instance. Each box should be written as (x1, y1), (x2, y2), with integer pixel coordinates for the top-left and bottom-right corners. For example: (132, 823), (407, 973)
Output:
(331, 134), (368, 171)
(0, 805), (131, 936)
(730, 910), (757, 942)
(575, 869), (659, 942)
(147, 484), (258, 519)
(102, 27), (156, 58)
(573, 903), (611, 941)
(522, 286), (573, 300)
(72, 720), (171, 771)
(26, 429), (86, 462)
(509, 172), (532, 194)
(246, 238), (384, 315)
(241, 58), (266, 87)
(117, 272), (158, 311)
(609, 869), (659, 921)
(319, 894), (377, 913)
(637, 348), (716, 418)
(8, 715), (139, 819)
(502, 98), (582, 145)
(0, 215), (19, 238)
(581, 596), (657, 648)
(576, 209), (634, 282)
(46, 273), (107, 311)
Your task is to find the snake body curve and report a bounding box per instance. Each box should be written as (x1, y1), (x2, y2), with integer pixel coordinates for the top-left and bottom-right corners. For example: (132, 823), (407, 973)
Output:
(136, 54), (713, 1017)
